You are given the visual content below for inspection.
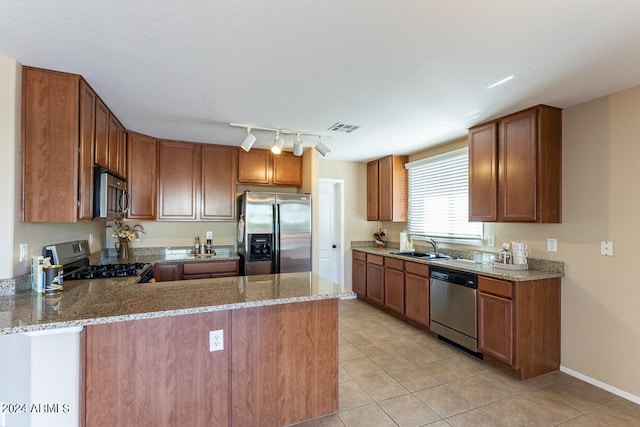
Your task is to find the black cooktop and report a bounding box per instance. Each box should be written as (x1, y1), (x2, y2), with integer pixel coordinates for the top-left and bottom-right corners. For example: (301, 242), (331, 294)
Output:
(66, 262), (149, 280)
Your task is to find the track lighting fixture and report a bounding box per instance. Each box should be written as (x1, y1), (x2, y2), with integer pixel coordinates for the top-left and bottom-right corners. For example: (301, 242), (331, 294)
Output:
(293, 133), (304, 156)
(271, 131), (284, 154)
(229, 123), (331, 156)
(239, 127), (256, 152)
(314, 137), (331, 157)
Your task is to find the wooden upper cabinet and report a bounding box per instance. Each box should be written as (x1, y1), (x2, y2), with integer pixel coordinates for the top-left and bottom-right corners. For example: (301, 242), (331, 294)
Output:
(117, 122), (127, 178)
(273, 151), (303, 186)
(127, 132), (157, 220)
(158, 140), (199, 220)
(22, 67), (86, 222)
(367, 155), (408, 222)
(238, 148), (303, 187)
(469, 123), (498, 222)
(78, 80), (96, 221)
(94, 98), (109, 169)
(201, 145), (237, 220)
(468, 105), (562, 223)
(107, 113), (120, 174)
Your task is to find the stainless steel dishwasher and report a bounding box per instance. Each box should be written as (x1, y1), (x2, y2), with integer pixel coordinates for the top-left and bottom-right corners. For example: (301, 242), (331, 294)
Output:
(429, 266), (479, 353)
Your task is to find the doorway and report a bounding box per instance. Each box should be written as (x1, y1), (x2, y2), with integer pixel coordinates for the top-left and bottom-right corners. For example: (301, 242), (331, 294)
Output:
(318, 179), (344, 285)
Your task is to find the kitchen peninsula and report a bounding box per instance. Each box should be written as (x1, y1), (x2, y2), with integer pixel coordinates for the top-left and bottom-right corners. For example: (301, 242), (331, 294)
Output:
(1, 272), (351, 427)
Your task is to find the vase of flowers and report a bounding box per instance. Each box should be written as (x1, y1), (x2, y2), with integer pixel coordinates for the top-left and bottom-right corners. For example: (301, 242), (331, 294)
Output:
(107, 221), (145, 260)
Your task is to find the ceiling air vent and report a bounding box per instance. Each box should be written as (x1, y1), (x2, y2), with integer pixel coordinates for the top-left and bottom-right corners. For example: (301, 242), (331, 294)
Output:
(328, 122), (360, 133)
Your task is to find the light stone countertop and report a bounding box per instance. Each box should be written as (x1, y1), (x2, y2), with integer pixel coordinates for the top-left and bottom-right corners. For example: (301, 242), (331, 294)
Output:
(352, 246), (564, 282)
(0, 272), (353, 335)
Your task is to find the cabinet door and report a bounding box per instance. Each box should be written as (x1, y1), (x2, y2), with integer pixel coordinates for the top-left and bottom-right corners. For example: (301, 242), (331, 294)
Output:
(116, 120), (127, 178)
(352, 258), (367, 297)
(499, 109), (537, 221)
(127, 132), (157, 220)
(94, 98), (109, 168)
(78, 80), (96, 220)
(201, 145), (237, 220)
(478, 291), (513, 364)
(366, 263), (384, 305)
(273, 151), (303, 186)
(158, 140), (199, 220)
(154, 263), (182, 282)
(384, 267), (404, 314)
(378, 156), (393, 221)
(404, 272), (429, 327)
(107, 113), (120, 173)
(238, 148), (270, 184)
(22, 68), (80, 222)
(469, 122), (498, 222)
(366, 160), (379, 220)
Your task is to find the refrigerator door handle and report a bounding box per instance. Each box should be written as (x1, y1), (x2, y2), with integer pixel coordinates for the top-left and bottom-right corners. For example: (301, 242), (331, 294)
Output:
(274, 203), (280, 273)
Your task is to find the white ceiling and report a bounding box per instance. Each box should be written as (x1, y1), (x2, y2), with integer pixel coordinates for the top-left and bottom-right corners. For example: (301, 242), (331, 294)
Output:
(2, 1), (640, 161)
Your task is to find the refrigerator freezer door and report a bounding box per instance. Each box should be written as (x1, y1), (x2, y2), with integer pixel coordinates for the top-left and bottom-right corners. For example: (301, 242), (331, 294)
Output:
(243, 192), (275, 235)
(276, 193), (312, 273)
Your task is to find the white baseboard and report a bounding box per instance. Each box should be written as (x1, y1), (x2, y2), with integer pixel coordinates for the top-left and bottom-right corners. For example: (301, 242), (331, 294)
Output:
(560, 365), (640, 405)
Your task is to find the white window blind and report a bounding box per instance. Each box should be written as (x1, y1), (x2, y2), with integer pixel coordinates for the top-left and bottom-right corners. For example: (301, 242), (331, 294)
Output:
(406, 148), (483, 241)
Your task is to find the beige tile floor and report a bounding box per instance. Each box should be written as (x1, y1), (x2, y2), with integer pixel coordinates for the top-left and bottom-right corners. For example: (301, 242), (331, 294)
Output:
(295, 298), (640, 427)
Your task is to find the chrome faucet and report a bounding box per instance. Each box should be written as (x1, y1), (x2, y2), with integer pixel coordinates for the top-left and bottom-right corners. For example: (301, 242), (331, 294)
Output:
(427, 238), (439, 254)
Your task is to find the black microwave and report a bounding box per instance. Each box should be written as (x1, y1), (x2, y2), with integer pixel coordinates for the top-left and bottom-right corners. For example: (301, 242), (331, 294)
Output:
(93, 168), (130, 219)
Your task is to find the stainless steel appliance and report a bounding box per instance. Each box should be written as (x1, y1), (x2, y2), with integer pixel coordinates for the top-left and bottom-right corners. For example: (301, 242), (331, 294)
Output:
(429, 266), (479, 353)
(237, 191), (311, 275)
(44, 240), (154, 283)
(94, 167), (130, 219)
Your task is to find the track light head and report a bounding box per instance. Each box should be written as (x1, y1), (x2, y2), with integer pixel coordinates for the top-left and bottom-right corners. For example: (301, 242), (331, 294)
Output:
(240, 127), (256, 152)
(314, 137), (331, 157)
(293, 133), (304, 156)
(271, 131), (284, 154)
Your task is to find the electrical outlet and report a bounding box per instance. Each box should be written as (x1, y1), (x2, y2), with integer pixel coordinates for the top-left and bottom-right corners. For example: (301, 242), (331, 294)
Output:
(209, 330), (224, 352)
(547, 238), (558, 252)
(487, 235), (495, 247)
(134, 230), (142, 242)
(19, 243), (28, 262)
(601, 241), (614, 256)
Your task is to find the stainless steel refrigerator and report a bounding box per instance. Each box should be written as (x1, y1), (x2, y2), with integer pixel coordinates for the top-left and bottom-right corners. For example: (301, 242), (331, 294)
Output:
(237, 191), (312, 275)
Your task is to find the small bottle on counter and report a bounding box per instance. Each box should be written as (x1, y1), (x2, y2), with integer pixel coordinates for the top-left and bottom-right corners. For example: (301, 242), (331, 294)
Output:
(205, 238), (212, 254)
(195, 237), (200, 253)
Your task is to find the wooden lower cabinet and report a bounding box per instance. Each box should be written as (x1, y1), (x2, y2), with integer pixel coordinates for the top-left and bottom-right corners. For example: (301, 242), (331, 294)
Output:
(154, 263), (182, 282)
(85, 311), (230, 427)
(352, 251), (367, 297)
(182, 260), (239, 280)
(404, 261), (430, 327)
(477, 276), (560, 379)
(366, 254), (384, 305)
(231, 299), (338, 426)
(384, 258), (404, 314)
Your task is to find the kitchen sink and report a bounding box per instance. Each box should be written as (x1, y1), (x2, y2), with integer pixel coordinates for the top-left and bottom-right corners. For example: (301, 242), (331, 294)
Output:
(390, 251), (458, 260)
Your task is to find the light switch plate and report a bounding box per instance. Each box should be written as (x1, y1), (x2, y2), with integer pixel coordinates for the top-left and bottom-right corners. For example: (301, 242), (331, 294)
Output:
(547, 238), (558, 252)
(209, 330), (224, 352)
(19, 243), (28, 262)
(487, 235), (495, 247)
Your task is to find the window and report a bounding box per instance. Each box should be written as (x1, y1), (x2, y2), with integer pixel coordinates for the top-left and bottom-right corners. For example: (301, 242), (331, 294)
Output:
(406, 148), (483, 242)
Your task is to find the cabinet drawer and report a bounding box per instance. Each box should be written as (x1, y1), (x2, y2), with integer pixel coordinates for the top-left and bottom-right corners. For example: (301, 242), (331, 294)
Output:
(352, 250), (367, 261)
(366, 254), (384, 265)
(385, 257), (404, 270)
(404, 261), (429, 277)
(478, 276), (512, 299)
(183, 261), (237, 275)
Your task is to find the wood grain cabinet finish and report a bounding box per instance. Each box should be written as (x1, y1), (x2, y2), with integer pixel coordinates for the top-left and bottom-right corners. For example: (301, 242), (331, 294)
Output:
(201, 144), (237, 220)
(153, 262), (182, 282)
(477, 275), (561, 379)
(404, 261), (430, 327)
(85, 311), (230, 427)
(22, 67), (92, 222)
(468, 104), (562, 223)
(238, 148), (303, 187)
(352, 251), (367, 297)
(158, 140), (199, 220)
(94, 97), (109, 169)
(127, 131), (157, 220)
(182, 260), (239, 280)
(231, 299), (338, 427)
(384, 257), (404, 314)
(365, 254), (385, 306)
(367, 155), (408, 222)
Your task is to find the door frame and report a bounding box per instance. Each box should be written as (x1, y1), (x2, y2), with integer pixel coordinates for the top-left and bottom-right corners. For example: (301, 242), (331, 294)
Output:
(318, 178), (345, 286)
